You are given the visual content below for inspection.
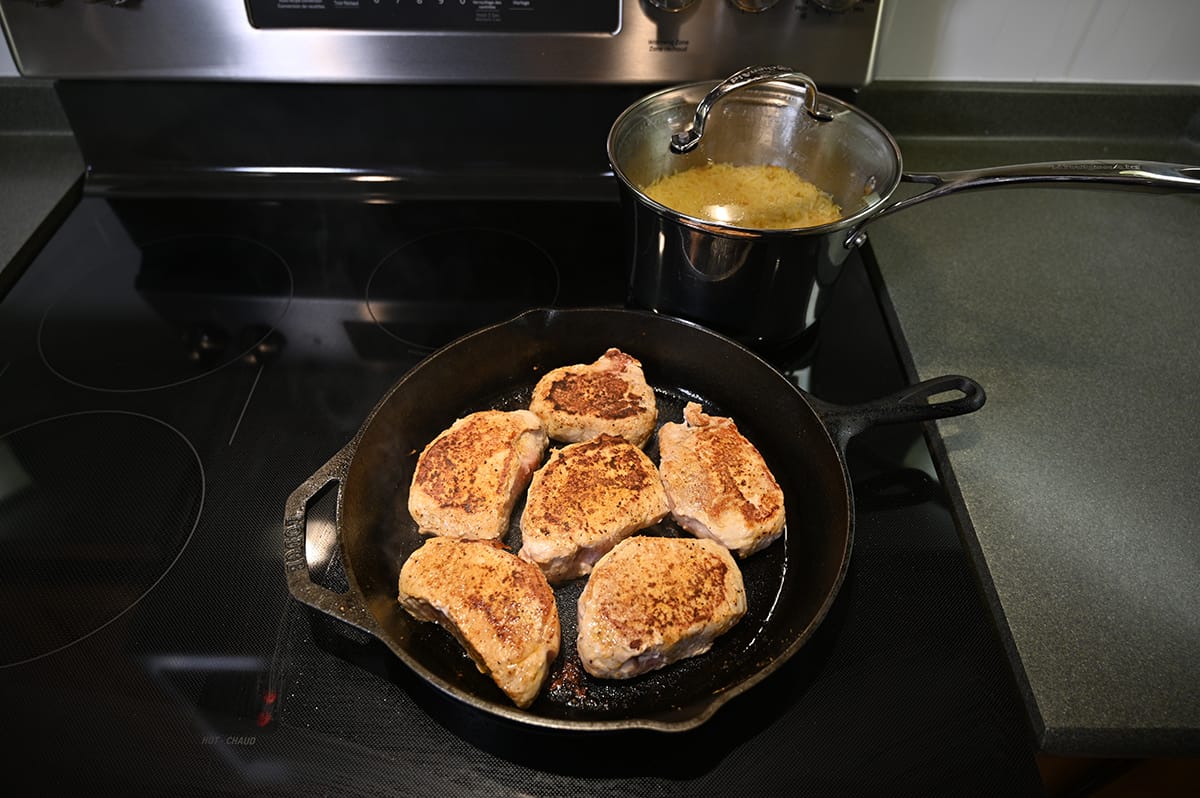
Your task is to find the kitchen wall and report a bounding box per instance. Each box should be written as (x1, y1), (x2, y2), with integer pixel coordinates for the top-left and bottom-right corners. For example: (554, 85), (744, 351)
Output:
(875, 0), (1200, 84)
(2, 0), (1198, 83)
(2, 30), (14, 77)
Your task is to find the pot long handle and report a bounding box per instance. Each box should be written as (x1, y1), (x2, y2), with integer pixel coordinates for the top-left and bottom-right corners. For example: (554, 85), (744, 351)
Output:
(846, 160), (1200, 248)
(283, 440), (383, 637)
(813, 375), (986, 452)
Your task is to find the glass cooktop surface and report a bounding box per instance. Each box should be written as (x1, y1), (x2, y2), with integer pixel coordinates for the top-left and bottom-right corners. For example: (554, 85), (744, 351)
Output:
(0, 194), (1042, 797)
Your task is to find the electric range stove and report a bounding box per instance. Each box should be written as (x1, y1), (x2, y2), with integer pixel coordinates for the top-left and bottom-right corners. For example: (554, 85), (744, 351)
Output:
(1, 0), (1045, 793)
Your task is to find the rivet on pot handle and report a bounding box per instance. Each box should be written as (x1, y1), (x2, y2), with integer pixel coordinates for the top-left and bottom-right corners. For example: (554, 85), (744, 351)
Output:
(670, 65), (833, 154)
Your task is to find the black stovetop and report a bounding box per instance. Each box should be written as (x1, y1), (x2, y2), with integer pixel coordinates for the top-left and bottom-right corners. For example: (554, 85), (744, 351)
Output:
(0, 191), (1043, 796)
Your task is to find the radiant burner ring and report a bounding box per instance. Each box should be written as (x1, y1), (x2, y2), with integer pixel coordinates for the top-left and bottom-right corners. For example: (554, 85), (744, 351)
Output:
(366, 227), (560, 352)
(37, 235), (293, 393)
(0, 411), (205, 668)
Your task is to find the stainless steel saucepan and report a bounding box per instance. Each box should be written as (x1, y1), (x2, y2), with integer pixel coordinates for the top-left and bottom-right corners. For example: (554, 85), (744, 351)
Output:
(608, 65), (1200, 353)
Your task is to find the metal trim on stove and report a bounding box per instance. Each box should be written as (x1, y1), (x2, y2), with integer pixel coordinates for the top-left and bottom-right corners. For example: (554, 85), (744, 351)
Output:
(1, 0), (882, 86)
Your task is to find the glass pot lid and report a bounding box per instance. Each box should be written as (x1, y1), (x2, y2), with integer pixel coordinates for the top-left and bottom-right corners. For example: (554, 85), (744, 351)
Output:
(607, 66), (904, 235)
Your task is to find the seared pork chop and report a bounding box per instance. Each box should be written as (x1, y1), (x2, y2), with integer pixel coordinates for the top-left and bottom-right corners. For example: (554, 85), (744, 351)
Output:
(658, 402), (785, 557)
(518, 434), (669, 584)
(408, 409), (548, 540)
(575, 535), (747, 679)
(397, 537), (560, 708)
(528, 348), (657, 447)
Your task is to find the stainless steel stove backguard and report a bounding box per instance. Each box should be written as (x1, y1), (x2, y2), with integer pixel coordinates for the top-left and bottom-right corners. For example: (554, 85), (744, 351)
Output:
(1, 0), (882, 87)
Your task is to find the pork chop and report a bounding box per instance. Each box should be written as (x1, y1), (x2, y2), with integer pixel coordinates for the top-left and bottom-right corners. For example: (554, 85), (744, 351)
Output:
(528, 348), (657, 447)
(518, 434), (669, 585)
(575, 535), (747, 679)
(408, 409), (548, 540)
(657, 402), (785, 557)
(397, 537), (560, 708)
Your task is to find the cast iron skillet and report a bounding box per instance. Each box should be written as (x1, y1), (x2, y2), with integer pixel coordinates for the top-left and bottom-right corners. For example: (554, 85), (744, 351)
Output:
(283, 307), (985, 732)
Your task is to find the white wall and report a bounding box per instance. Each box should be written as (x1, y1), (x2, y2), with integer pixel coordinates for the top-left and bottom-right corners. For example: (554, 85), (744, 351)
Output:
(874, 0), (1200, 84)
(2, 31), (16, 77)
(3, 1), (1199, 85)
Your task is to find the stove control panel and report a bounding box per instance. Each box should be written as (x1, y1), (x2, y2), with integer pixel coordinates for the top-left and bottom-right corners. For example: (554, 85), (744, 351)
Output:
(246, 1), (623, 33)
(1, 0), (883, 87)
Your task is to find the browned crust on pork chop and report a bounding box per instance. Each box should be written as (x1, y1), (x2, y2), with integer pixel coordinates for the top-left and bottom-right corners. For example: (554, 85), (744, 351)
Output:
(397, 537), (560, 708)
(518, 434), (669, 584)
(575, 535), (746, 679)
(657, 402), (785, 557)
(529, 348), (657, 447)
(408, 409), (548, 540)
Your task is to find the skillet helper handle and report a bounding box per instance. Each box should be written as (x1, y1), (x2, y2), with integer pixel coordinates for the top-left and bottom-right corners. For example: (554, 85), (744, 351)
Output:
(670, 64), (832, 154)
(816, 375), (986, 451)
(283, 441), (383, 636)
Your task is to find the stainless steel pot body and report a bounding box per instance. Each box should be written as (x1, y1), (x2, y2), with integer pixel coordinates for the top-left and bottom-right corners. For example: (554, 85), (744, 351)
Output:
(609, 68), (1200, 351)
(619, 182), (852, 353)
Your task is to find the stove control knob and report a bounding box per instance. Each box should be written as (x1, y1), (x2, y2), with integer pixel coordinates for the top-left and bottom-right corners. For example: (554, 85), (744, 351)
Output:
(810, 0), (861, 11)
(730, 0), (780, 11)
(647, 0), (699, 11)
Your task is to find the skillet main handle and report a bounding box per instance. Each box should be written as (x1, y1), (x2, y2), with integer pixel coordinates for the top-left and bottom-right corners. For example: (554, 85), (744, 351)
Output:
(283, 441), (383, 636)
(817, 375), (986, 451)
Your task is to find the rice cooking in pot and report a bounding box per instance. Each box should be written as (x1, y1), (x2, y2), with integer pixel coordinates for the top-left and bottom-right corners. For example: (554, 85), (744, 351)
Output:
(644, 163), (841, 230)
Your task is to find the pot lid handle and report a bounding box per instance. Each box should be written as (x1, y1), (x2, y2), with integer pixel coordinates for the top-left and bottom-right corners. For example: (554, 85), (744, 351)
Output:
(670, 65), (833, 154)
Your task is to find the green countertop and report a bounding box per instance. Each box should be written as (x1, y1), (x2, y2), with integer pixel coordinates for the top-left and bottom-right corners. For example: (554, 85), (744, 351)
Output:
(856, 82), (1200, 757)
